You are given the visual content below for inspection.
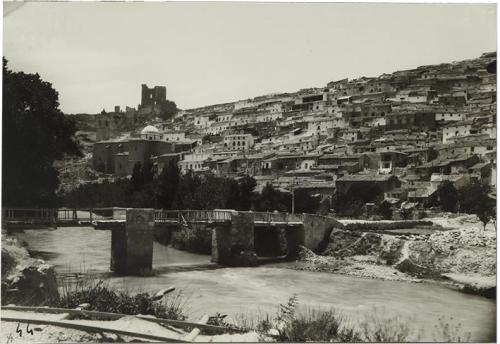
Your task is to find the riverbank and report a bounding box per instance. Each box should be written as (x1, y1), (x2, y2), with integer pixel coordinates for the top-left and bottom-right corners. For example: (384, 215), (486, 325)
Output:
(291, 213), (496, 298)
(3, 228), (496, 342)
(1, 236), (59, 305)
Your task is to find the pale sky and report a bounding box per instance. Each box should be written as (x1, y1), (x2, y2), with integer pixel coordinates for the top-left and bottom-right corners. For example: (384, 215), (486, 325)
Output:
(3, 2), (497, 114)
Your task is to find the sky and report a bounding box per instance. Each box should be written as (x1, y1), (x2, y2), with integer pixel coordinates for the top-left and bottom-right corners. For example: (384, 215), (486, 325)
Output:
(3, 2), (497, 114)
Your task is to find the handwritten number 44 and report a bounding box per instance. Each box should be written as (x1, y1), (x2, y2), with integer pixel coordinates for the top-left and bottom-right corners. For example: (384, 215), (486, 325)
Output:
(16, 322), (34, 337)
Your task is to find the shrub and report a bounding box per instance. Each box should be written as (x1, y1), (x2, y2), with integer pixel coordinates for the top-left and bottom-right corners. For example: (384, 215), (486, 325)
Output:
(58, 279), (187, 320)
(170, 225), (212, 254)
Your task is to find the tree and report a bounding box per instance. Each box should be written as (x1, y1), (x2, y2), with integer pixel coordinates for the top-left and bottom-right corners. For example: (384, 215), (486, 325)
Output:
(434, 181), (458, 212)
(159, 100), (178, 120)
(128, 161), (156, 208)
(333, 183), (383, 217)
(156, 161), (180, 209)
(458, 182), (496, 230)
(3, 58), (81, 206)
(255, 183), (291, 212)
(225, 179), (241, 210)
(377, 201), (394, 220)
(294, 189), (321, 214)
(237, 175), (257, 210)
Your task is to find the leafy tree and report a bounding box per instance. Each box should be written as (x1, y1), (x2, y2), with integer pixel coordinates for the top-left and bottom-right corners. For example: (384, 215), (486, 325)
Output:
(63, 179), (128, 208)
(255, 183), (291, 212)
(237, 175), (257, 210)
(458, 182), (496, 230)
(128, 161), (156, 208)
(434, 181), (458, 212)
(3, 58), (81, 206)
(156, 161), (180, 209)
(294, 189), (321, 214)
(377, 201), (393, 220)
(225, 179), (241, 210)
(159, 100), (178, 120)
(333, 183), (383, 217)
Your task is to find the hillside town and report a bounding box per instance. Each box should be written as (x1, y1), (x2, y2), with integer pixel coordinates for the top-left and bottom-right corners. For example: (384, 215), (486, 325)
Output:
(2, 2), (498, 342)
(89, 52), (497, 218)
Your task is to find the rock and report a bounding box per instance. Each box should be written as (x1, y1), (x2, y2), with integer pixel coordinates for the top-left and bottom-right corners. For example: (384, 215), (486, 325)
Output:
(394, 257), (429, 277)
(2, 236), (59, 305)
(379, 237), (405, 265)
(298, 246), (316, 260)
(323, 230), (383, 257)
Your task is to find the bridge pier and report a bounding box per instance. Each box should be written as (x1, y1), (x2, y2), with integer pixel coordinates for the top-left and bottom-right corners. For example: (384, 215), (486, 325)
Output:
(111, 208), (154, 276)
(283, 225), (304, 259)
(211, 211), (258, 266)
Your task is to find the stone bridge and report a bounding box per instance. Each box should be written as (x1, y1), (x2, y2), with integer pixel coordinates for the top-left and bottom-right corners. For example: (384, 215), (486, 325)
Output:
(2, 208), (343, 275)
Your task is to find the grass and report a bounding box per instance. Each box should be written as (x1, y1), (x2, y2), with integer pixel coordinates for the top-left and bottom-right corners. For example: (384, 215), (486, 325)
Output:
(57, 277), (188, 320)
(433, 317), (472, 342)
(225, 296), (474, 342)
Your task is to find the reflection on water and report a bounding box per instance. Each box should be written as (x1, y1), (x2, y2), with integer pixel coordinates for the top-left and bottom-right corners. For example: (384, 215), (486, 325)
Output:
(16, 227), (496, 342)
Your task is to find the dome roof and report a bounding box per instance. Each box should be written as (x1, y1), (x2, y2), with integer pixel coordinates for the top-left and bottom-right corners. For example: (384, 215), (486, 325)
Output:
(141, 125), (159, 134)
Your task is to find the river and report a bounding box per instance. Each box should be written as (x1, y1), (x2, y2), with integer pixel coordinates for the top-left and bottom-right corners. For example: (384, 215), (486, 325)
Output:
(16, 226), (496, 341)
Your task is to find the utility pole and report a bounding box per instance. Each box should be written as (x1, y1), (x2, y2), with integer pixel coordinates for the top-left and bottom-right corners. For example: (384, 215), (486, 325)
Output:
(291, 176), (296, 214)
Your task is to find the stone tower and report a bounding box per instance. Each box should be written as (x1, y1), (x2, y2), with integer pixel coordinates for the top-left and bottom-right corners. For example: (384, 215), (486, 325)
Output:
(141, 84), (167, 108)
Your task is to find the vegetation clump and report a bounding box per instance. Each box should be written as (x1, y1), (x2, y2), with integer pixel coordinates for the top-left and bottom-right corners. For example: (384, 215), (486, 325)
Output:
(58, 279), (187, 320)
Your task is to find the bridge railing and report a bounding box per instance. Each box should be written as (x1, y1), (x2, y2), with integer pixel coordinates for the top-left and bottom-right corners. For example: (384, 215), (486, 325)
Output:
(3, 208), (307, 225)
(3, 208), (56, 222)
(2, 207), (126, 223)
(154, 210), (180, 223)
(250, 211), (304, 224)
(184, 210), (232, 223)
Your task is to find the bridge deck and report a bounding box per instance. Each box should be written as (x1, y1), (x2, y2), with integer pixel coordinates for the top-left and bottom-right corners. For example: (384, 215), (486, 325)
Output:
(3, 208), (305, 229)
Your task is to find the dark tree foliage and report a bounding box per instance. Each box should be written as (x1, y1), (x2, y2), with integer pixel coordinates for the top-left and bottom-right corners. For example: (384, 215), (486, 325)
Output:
(175, 172), (230, 209)
(235, 175), (257, 210)
(294, 189), (321, 214)
(63, 179), (129, 208)
(3, 58), (81, 206)
(255, 183), (291, 212)
(225, 179), (241, 210)
(128, 161), (156, 208)
(377, 201), (394, 220)
(434, 181), (459, 212)
(64, 169), (322, 216)
(458, 182), (496, 229)
(159, 100), (178, 120)
(333, 183), (384, 217)
(156, 162), (181, 209)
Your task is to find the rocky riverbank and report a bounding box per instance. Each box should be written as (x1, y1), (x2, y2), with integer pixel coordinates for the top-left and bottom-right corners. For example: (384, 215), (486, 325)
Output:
(292, 214), (496, 298)
(1, 235), (59, 305)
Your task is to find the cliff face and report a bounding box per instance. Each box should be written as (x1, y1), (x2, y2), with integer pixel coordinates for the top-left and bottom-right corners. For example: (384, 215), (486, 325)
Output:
(1, 236), (59, 305)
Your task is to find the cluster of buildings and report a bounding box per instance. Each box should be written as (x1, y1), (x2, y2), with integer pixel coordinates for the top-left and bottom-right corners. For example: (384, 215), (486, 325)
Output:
(92, 52), (497, 211)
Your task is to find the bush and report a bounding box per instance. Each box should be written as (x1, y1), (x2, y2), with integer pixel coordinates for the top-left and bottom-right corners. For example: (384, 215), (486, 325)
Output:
(58, 279), (187, 320)
(170, 225), (212, 254)
(233, 295), (416, 342)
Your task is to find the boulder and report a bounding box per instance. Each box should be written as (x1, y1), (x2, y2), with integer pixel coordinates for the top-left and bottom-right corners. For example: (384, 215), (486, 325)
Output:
(379, 237), (405, 265)
(2, 238), (59, 305)
(323, 230), (384, 257)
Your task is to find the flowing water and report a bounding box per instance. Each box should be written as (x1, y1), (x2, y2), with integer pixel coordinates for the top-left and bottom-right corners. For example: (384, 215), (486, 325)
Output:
(17, 226), (496, 341)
